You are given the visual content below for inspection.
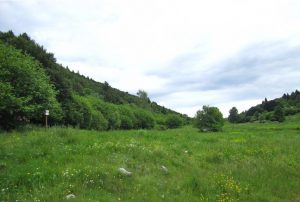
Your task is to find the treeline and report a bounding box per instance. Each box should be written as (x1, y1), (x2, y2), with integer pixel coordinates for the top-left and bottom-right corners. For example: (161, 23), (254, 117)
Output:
(228, 90), (300, 123)
(0, 31), (189, 130)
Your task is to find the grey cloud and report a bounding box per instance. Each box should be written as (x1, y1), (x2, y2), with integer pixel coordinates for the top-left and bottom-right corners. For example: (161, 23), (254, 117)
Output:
(150, 40), (300, 103)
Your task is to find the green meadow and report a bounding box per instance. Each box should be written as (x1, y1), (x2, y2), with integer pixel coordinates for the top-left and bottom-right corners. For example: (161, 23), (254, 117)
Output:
(1, 115), (300, 202)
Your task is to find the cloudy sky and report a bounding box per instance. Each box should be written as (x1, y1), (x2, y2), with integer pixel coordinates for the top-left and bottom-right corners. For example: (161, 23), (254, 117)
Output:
(1, 0), (300, 116)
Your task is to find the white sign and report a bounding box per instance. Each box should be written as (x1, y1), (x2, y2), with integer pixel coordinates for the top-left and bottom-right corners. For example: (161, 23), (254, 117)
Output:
(45, 110), (49, 116)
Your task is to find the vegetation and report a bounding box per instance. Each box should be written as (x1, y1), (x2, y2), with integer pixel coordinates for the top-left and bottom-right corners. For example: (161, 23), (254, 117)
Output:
(0, 41), (62, 130)
(194, 106), (224, 132)
(1, 29), (300, 202)
(1, 114), (300, 201)
(228, 107), (239, 123)
(273, 105), (285, 122)
(231, 90), (300, 123)
(0, 31), (188, 130)
(165, 114), (183, 129)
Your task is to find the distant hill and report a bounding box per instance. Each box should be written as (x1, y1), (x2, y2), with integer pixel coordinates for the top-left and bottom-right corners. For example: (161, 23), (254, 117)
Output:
(232, 90), (300, 123)
(0, 31), (189, 130)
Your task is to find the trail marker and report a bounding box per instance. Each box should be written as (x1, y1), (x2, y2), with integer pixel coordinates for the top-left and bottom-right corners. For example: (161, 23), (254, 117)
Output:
(45, 110), (49, 128)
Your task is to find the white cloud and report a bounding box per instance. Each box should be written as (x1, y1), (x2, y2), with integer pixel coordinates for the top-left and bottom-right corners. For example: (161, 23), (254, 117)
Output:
(1, 0), (300, 116)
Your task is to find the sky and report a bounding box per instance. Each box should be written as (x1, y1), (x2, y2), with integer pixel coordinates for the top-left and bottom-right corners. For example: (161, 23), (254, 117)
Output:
(1, 0), (300, 117)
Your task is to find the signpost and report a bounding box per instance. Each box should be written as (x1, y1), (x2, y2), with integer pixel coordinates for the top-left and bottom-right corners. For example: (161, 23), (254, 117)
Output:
(45, 110), (49, 128)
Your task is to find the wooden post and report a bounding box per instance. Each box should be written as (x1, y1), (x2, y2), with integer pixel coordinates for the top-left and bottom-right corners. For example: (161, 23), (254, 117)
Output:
(45, 115), (48, 128)
(45, 110), (49, 128)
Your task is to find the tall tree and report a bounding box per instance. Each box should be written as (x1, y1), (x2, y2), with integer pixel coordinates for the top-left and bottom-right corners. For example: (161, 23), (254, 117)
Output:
(137, 89), (149, 100)
(0, 41), (62, 129)
(228, 107), (239, 123)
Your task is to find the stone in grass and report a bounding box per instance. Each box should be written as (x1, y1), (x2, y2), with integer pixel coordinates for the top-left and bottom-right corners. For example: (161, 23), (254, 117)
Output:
(161, 165), (168, 173)
(66, 193), (76, 200)
(118, 167), (132, 176)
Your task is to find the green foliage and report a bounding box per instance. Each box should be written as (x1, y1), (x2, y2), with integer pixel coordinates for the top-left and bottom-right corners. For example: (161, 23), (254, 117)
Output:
(273, 105), (285, 122)
(228, 107), (239, 123)
(0, 41), (62, 130)
(118, 107), (136, 129)
(72, 95), (109, 130)
(165, 114), (183, 128)
(1, 115), (300, 201)
(194, 106), (224, 132)
(137, 89), (150, 102)
(238, 90), (300, 123)
(0, 31), (185, 130)
(134, 110), (155, 129)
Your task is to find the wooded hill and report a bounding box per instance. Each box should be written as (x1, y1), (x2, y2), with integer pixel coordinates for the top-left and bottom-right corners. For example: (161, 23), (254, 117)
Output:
(0, 31), (189, 130)
(229, 90), (300, 123)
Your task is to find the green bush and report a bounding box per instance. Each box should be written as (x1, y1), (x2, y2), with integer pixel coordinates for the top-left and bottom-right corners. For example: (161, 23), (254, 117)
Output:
(118, 106), (136, 129)
(134, 110), (155, 129)
(120, 115), (134, 129)
(90, 110), (108, 130)
(165, 114), (183, 128)
(194, 106), (224, 132)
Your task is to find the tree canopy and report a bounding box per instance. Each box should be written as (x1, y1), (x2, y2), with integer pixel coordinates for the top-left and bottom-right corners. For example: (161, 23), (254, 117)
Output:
(228, 107), (239, 123)
(194, 106), (224, 132)
(0, 41), (62, 129)
(0, 31), (189, 130)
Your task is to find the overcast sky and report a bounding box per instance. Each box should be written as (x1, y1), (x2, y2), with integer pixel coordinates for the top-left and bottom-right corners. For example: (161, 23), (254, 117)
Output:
(1, 0), (300, 116)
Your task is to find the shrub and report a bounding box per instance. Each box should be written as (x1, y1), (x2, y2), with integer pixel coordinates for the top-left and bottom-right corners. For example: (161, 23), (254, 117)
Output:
(120, 115), (134, 129)
(134, 110), (155, 129)
(165, 114), (183, 129)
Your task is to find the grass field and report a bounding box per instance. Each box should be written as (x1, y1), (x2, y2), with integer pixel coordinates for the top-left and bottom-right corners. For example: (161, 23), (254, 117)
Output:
(1, 115), (300, 202)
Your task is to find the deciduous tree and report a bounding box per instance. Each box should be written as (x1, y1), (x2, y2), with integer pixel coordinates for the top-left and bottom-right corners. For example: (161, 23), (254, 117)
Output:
(194, 106), (224, 132)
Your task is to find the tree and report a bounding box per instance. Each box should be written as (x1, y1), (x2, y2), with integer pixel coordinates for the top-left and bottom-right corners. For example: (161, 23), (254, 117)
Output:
(194, 106), (224, 132)
(0, 41), (62, 129)
(273, 105), (285, 122)
(165, 114), (183, 129)
(228, 107), (239, 123)
(137, 89), (149, 100)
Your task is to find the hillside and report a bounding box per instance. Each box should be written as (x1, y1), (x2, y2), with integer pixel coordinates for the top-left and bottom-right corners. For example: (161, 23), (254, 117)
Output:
(0, 31), (189, 130)
(229, 90), (300, 123)
(1, 115), (300, 201)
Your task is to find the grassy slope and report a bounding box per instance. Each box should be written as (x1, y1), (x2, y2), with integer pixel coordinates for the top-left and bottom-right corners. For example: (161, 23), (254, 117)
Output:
(0, 116), (300, 202)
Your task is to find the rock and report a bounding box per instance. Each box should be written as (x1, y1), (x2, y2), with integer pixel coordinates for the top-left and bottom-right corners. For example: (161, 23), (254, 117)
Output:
(118, 167), (132, 176)
(161, 165), (168, 173)
(66, 193), (76, 200)
(202, 128), (210, 132)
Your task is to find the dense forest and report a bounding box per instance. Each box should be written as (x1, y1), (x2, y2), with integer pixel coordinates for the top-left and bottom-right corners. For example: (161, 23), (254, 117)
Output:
(228, 90), (300, 123)
(0, 31), (190, 130)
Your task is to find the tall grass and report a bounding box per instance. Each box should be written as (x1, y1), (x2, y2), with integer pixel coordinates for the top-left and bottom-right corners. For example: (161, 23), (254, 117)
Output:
(0, 115), (300, 201)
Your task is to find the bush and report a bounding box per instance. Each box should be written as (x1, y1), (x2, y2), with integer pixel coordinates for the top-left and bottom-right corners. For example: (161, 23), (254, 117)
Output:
(118, 106), (136, 129)
(165, 114), (183, 129)
(90, 110), (108, 130)
(285, 107), (300, 116)
(120, 115), (134, 129)
(194, 106), (224, 132)
(134, 110), (155, 129)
